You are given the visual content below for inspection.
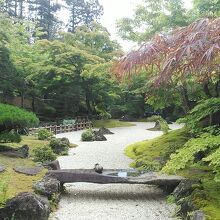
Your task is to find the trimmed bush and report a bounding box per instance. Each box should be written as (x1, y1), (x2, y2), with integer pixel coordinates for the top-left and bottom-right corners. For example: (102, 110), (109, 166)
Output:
(0, 130), (21, 143)
(49, 138), (69, 155)
(33, 146), (56, 163)
(0, 103), (39, 130)
(81, 129), (94, 141)
(0, 103), (39, 144)
(38, 129), (53, 140)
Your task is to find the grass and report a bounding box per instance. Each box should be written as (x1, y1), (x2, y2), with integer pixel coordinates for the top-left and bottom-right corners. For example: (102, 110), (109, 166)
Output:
(125, 128), (190, 170)
(93, 119), (135, 128)
(0, 135), (50, 206)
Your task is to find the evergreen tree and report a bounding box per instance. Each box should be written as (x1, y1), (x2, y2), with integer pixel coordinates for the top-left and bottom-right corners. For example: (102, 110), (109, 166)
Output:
(28, 0), (61, 39)
(65, 0), (103, 32)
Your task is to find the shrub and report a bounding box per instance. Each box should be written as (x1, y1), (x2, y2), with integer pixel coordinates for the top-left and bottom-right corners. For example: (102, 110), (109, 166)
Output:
(81, 129), (94, 141)
(38, 129), (53, 140)
(49, 138), (69, 155)
(177, 98), (220, 135)
(33, 145), (56, 163)
(0, 130), (21, 143)
(163, 134), (220, 174)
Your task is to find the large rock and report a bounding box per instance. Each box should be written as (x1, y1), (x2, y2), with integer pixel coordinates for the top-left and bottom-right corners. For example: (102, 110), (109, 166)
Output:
(33, 176), (61, 199)
(43, 160), (61, 170)
(176, 196), (196, 217)
(0, 192), (50, 220)
(173, 179), (200, 201)
(93, 131), (107, 141)
(13, 166), (43, 176)
(0, 145), (29, 158)
(98, 127), (114, 135)
(147, 121), (161, 131)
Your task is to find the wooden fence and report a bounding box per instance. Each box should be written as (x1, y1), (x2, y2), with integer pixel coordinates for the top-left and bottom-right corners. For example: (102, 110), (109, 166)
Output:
(29, 121), (93, 135)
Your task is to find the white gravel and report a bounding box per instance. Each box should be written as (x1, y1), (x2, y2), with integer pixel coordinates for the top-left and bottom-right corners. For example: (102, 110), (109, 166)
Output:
(50, 122), (182, 220)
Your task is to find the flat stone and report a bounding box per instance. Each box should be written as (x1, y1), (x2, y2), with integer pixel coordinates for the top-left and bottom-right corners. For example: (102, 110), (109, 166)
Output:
(14, 166), (43, 176)
(0, 165), (5, 172)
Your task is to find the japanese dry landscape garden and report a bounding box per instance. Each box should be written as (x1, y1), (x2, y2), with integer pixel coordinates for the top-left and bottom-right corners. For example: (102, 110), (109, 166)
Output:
(0, 0), (220, 219)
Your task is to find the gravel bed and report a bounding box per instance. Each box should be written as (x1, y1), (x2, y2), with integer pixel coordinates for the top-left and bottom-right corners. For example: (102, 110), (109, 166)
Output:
(50, 122), (182, 220)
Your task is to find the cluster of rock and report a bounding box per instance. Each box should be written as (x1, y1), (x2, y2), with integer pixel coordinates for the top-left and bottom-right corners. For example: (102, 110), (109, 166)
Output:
(93, 127), (114, 141)
(0, 160), (62, 220)
(172, 179), (206, 220)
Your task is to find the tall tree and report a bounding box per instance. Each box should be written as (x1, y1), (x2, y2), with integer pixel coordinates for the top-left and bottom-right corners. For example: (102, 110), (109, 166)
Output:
(28, 0), (61, 39)
(66, 0), (103, 32)
(116, 0), (188, 43)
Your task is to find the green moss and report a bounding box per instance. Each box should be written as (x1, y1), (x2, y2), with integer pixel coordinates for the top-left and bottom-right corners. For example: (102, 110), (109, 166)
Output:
(125, 128), (190, 170)
(0, 135), (49, 206)
(93, 119), (135, 128)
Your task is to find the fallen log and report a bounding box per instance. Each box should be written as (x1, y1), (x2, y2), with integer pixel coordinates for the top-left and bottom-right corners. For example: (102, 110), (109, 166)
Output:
(47, 169), (184, 188)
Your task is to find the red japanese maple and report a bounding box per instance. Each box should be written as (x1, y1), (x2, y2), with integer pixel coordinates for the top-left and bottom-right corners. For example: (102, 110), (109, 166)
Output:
(114, 18), (220, 85)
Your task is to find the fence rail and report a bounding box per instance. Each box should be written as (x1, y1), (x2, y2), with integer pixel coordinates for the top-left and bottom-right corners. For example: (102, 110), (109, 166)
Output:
(29, 121), (93, 135)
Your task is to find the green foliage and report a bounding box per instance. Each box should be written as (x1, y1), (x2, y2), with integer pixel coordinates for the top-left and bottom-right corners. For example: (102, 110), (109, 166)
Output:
(81, 129), (94, 142)
(163, 134), (220, 174)
(116, 0), (188, 43)
(0, 179), (8, 206)
(0, 131), (21, 143)
(125, 128), (190, 170)
(203, 148), (220, 182)
(177, 98), (220, 134)
(0, 103), (39, 130)
(147, 115), (169, 134)
(33, 145), (56, 163)
(38, 129), (53, 140)
(49, 138), (69, 155)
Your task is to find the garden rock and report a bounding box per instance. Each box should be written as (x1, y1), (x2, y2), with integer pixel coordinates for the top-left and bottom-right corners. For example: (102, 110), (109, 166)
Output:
(98, 127), (114, 135)
(190, 210), (206, 220)
(14, 166), (43, 175)
(33, 176), (61, 198)
(93, 132), (107, 141)
(148, 121), (161, 131)
(176, 196), (195, 217)
(0, 145), (29, 158)
(0, 192), (50, 220)
(44, 160), (61, 170)
(0, 165), (5, 172)
(173, 179), (200, 201)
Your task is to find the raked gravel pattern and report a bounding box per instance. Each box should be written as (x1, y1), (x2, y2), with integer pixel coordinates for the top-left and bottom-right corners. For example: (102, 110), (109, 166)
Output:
(50, 122), (182, 220)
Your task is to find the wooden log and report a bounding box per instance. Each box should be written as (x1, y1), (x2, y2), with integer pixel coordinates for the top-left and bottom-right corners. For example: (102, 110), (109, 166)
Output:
(47, 169), (184, 187)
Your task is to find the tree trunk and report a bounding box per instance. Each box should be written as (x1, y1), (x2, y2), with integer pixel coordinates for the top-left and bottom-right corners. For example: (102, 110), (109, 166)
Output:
(203, 82), (212, 98)
(180, 86), (190, 114)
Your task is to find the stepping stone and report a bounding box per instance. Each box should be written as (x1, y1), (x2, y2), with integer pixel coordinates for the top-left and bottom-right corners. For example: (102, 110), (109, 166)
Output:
(0, 165), (5, 173)
(13, 166), (43, 176)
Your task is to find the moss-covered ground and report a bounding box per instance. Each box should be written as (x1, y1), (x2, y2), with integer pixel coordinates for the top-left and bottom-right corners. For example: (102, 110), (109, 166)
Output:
(125, 128), (190, 170)
(125, 128), (220, 220)
(0, 135), (76, 207)
(93, 119), (135, 128)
